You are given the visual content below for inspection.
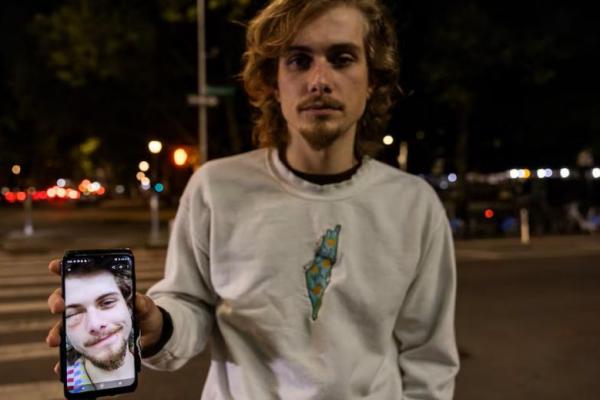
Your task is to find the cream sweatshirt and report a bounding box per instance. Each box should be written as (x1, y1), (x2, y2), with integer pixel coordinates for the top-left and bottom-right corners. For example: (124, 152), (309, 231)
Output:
(143, 147), (459, 399)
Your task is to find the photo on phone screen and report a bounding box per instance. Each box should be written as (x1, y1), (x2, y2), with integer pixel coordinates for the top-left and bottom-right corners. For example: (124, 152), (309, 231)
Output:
(62, 250), (138, 398)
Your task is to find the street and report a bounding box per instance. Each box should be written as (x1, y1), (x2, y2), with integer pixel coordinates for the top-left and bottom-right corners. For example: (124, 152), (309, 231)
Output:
(0, 204), (599, 399)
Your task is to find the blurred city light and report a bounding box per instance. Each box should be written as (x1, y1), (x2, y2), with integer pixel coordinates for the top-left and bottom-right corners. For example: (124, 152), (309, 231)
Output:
(148, 140), (163, 154)
(57, 178), (66, 187)
(440, 181), (449, 190)
(448, 173), (457, 183)
(593, 168), (600, 179)
(173, 148), (189, 166)
(154, 183), (165, 193)
(536, 169), (547, 179)
(509, 169), (519, 179)
(141, 177), (151, 186)
(1, 187), (9, 194)
(383, 135), (394, 146)
(136, 172), (146, 181)
(139, 161), (150, 172)
(545, 168), (553, 177)
(11, 165), (21, 175)
(484, 209), (494, 219)
(115, 185), (126, 194)
(560, 168), (570, 178)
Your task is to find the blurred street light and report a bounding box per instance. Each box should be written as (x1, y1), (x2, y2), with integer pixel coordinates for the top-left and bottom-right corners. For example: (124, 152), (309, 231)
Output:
(173, 148), (189, 166)
(383, 135), (394, 146)
(148, 141), (163, 154)
(139, 161), (150, 172)
(560, 168), (570, 178)
(592, 168), (600, 179)
(11, 165), (21, 175)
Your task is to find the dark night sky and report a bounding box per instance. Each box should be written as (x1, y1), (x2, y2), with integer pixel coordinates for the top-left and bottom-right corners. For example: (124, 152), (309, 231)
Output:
(0, 0), (599, 184)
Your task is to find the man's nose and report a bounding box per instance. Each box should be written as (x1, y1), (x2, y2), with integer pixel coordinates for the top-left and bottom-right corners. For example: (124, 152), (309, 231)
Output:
(86, 308), (107, 334)
(308, 59), (333, 95)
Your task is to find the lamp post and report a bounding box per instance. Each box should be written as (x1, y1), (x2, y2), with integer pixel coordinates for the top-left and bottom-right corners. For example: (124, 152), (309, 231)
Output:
(148, 141), (162, 246)
(12, 165), (34, 236)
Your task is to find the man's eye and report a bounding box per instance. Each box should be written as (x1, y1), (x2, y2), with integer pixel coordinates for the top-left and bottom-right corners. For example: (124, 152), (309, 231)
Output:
(66, 311), (81, 319)
(100, 299), (117, 308)
(287, 54), (311, 70)
(332, 54), (355, 67)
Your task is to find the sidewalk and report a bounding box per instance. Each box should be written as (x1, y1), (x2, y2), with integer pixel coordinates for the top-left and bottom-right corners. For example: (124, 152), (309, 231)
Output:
(455, 234), (600, 261)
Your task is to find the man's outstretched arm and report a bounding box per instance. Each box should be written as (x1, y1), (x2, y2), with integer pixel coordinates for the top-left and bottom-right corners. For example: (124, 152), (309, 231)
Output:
(394, 213), (460, 400)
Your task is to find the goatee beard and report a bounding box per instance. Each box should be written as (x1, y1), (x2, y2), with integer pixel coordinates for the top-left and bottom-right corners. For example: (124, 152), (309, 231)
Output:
(299, 120), (344, 151)
(86, 339), (128, 371)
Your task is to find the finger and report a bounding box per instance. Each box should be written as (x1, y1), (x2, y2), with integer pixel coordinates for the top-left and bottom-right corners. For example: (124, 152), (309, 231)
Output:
(54, 361), (61, 377)
(48, 259), (61, 276)
(135, 293), (153, 317)
(48, 287), (64, 314)
(46, 319), (62, 347)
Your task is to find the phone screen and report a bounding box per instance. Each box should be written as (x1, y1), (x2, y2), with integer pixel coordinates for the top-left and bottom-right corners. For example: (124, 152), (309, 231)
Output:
(62, 251), (138, 397)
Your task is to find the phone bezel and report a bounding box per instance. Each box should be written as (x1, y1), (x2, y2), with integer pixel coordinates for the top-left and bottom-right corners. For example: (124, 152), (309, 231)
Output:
(60, 248), (140, 399)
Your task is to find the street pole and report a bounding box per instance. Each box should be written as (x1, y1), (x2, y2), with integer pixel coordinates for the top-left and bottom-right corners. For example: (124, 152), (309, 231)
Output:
(23, 191), (34, 236)
(520, 208), (530, 246)
(147, 141), (163, 247)
(198, 0), (207, 165)
(149, 153), (160, 245)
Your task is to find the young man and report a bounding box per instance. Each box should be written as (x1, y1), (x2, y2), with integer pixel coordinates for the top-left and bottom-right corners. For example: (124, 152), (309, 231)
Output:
(63, 264), (135, 393)
(48, 0), (459, 398)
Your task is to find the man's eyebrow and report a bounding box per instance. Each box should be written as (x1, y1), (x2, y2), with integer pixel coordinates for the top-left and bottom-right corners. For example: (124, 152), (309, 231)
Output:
(284, 43), (362, 55)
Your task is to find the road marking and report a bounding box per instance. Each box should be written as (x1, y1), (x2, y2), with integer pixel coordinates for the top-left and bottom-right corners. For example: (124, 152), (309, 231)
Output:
(0, 271), (164, 286)
(0, 281), (156, 299)
(0, 380), (63, 400)
(0, 342), (56, 363)
(0, 318), (56, 334)
(0, 263), (165, 277)
(0, 301), (48, 314)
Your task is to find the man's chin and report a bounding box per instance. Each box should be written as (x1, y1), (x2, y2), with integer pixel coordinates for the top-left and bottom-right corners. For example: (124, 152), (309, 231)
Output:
(84, 339), (128, 371)
(299, 123), (344, 151)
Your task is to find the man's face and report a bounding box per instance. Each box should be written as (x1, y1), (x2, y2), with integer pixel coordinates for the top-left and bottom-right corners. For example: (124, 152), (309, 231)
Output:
(65, 270), (132, 371)
(276, 5), (371, 151)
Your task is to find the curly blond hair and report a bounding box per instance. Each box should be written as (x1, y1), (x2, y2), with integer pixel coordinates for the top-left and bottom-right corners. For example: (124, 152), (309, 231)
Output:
(240, 0), (400, 156)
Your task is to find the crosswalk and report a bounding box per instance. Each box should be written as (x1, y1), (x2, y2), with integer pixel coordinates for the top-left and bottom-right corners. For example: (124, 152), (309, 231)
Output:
(0, 249), (167, 400)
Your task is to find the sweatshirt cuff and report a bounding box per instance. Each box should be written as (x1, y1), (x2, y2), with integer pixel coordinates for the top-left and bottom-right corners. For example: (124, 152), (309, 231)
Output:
(141, 306), (174, 359)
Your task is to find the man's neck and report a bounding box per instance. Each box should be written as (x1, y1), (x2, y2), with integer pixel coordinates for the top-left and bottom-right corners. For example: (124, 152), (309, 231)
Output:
(85, 350), (134, 384)
(284, 133), (358, 175)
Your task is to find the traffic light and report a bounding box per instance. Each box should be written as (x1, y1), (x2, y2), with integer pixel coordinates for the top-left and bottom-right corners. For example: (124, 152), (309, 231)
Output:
(171, 146), (198, 167)
(173, 148), (188, 166)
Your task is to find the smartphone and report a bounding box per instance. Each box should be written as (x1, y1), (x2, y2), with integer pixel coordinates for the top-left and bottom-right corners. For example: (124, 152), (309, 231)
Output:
(61, 249), (140, 399)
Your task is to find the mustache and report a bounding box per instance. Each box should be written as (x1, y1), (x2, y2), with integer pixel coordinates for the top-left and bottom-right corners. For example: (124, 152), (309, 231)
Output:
(84, 326), (123, 347)
(298, 96), (344, 112)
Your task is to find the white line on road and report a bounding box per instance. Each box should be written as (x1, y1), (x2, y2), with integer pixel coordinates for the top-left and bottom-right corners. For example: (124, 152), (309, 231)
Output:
(0, 300), (48, 314)
(0, 317), (55, 334)
(0, 342), (56, 363)
(0, 263), (165, 277)
(0, 271), (164, 286)
(0, 380), (63, 400)
(0, 281), (156, 299)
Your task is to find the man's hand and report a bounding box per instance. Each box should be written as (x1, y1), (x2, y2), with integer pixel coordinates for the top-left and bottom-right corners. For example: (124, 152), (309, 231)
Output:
(45, 259), (164, 377)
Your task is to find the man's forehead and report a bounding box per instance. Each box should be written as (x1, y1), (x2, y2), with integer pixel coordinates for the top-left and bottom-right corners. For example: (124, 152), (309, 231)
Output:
(65, 271), (120, 305)
(287, 6), (367, 53)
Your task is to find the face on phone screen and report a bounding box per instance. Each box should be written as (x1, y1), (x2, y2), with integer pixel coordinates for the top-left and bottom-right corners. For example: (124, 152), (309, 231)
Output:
(63, 255), (136, 394)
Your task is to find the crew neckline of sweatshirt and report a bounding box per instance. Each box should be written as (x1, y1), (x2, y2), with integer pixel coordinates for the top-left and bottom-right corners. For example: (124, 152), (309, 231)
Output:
(265, 147), (373, 200)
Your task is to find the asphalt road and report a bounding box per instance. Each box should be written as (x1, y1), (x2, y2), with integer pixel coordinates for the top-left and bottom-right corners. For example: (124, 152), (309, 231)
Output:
(0, 202), (599, 399)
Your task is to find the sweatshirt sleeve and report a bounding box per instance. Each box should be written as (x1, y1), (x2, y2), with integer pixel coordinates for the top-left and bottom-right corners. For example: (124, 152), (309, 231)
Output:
(142, 174), (216, 371)
(394, 210), (460, 400)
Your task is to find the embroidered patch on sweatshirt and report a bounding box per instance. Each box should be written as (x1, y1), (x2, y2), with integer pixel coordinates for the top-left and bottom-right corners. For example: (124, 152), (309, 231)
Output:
(304, 225), (341, 321)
